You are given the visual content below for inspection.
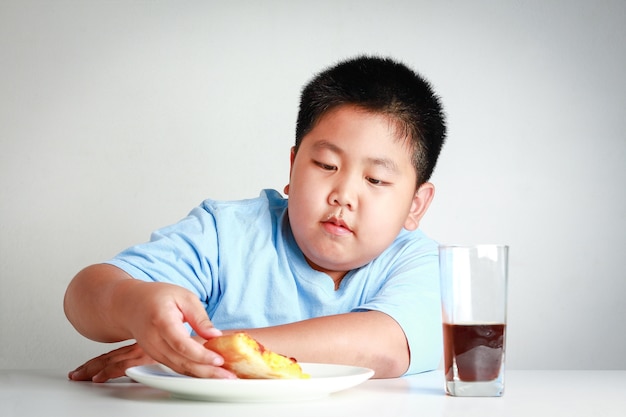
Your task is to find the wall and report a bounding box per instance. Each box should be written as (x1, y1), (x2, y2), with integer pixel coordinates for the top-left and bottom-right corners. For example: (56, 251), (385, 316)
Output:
(1, 0), (624, 370)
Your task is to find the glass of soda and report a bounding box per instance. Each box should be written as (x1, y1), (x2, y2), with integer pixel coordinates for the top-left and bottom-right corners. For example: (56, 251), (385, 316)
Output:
(439, 244), (509, 397)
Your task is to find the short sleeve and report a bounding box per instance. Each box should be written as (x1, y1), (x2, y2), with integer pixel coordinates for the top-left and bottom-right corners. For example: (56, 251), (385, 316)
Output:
(104, 205), (219, 305)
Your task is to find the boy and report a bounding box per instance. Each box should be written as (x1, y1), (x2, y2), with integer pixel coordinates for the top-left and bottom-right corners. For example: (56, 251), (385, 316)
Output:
(64, 55), (447, 382)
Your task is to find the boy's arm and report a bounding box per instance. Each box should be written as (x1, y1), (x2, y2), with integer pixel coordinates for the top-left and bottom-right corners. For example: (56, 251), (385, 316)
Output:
(238, 311), (409, 378)
(68, 309), (408, 382)
(63, 263), (235, 379)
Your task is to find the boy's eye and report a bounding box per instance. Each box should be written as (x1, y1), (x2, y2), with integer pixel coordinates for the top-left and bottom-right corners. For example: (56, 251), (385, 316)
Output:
(367, 177), (388, 186)
(314, 161), (337, 171)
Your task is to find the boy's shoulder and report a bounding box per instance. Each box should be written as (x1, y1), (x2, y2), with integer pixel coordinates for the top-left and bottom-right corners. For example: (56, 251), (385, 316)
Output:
(386, 228), (439, 257)
(199, 189), (287, 213)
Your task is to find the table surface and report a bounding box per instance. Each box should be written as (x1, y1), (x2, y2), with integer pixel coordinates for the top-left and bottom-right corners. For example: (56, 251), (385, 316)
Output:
(1, 369), (625, 417)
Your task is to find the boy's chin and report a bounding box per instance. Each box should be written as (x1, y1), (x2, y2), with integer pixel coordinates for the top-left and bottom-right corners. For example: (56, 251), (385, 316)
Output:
(307, 257), (371, 275)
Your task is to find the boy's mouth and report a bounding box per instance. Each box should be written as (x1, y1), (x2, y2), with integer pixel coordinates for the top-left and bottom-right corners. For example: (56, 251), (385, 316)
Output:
(321, 216), (353, 236)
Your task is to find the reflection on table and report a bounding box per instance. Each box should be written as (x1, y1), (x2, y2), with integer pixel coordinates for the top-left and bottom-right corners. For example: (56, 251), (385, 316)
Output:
(1, 369), (625, 417)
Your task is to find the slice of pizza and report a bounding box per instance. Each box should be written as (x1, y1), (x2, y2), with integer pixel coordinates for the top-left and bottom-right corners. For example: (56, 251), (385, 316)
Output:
(203, 332), (310, 379)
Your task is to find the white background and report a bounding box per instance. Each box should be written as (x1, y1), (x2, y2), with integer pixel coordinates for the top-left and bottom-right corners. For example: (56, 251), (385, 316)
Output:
(1, 0), (624, 371)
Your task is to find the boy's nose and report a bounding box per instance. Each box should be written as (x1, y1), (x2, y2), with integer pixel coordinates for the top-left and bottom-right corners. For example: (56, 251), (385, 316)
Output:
(328, 180), (356, 210)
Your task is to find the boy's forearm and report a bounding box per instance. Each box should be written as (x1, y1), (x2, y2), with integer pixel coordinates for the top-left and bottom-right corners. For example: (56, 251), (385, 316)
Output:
(235, 311), (409, 378)
(63, 263), (135, 342)
(65, 266), (411, 377)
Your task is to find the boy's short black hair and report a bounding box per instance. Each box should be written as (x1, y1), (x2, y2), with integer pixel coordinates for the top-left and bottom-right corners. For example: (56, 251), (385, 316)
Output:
(295, 56), (446, 186)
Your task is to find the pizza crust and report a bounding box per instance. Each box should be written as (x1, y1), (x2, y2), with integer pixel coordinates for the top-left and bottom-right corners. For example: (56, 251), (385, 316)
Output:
(203, 332), (310, 379)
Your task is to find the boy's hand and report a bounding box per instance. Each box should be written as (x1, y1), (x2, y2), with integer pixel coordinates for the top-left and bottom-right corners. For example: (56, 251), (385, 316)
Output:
(68, 343), (154, 382)
(112, 280), (236, 380)
(64, 264), (236, 380)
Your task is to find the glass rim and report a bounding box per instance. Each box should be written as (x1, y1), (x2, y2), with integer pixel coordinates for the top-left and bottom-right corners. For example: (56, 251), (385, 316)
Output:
(438, 243), (509, 250)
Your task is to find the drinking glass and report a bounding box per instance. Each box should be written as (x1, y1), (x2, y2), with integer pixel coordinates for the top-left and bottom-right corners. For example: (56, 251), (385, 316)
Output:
(439, 244), (509, 397)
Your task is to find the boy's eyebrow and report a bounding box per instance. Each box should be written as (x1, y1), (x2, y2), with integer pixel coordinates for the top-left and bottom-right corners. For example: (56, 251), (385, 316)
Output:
(312, 140), (400, 173)
(312, 140), (343, 154)
(367, 156), (400, 173)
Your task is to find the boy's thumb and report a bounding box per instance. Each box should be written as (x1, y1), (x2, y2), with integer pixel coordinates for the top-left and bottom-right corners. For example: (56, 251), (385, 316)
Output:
(183, 303), (222, 339)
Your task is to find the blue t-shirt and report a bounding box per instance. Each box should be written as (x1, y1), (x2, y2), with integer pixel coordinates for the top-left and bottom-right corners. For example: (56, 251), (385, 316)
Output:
(106, 189), (442, 375)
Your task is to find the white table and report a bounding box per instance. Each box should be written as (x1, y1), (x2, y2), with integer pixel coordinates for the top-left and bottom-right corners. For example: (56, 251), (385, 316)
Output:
(1, 369), (625, 417)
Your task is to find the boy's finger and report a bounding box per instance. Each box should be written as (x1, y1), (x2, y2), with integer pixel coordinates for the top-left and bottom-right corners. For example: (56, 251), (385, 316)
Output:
(179, 300), (223, 340)
(152, 319), (225, 368)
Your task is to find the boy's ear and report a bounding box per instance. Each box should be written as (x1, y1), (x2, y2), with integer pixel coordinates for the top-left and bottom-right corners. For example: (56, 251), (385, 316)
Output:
(404, 182), (435, 231)
(284, 147), (296, 195)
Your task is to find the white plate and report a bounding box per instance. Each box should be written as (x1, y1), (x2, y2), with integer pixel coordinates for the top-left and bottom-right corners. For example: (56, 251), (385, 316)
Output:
(126, 363), (375, 402)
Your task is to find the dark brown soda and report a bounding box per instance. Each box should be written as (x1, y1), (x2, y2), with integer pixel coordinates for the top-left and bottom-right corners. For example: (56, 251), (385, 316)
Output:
(443, 323), (506, 382)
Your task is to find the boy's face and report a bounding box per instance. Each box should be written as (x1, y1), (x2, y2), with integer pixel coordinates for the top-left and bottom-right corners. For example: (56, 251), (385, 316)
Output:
(285, 105), (434, 281)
